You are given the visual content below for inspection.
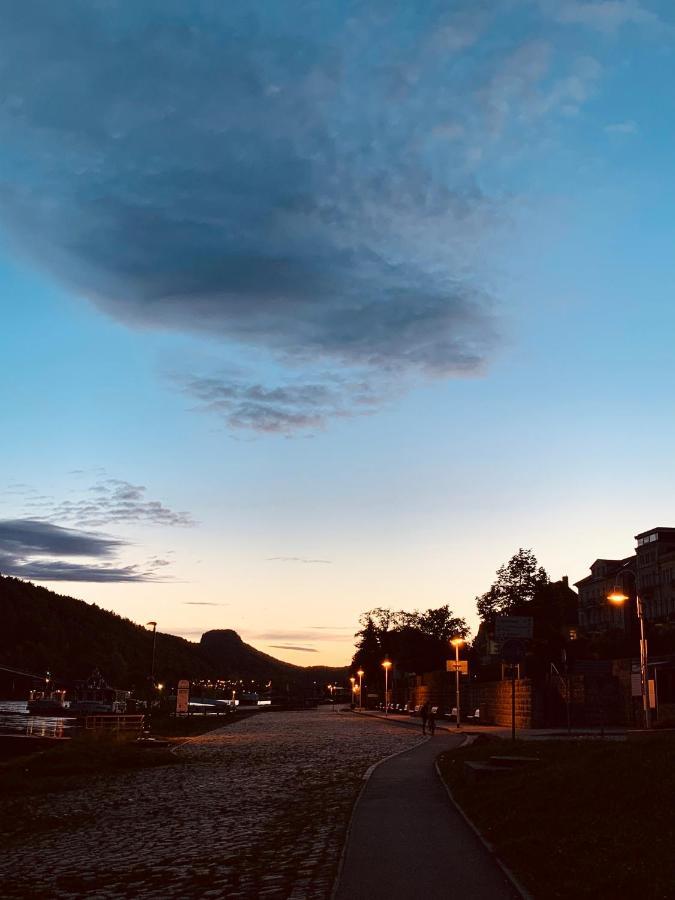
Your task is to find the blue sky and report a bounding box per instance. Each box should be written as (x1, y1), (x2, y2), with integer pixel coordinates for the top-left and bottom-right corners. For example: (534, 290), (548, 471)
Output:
(2, 1), (675, 664)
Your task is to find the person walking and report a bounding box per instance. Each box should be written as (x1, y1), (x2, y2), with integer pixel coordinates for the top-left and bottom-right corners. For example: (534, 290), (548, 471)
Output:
(420, 701), (429, 735)
(427, 706), (436, 736)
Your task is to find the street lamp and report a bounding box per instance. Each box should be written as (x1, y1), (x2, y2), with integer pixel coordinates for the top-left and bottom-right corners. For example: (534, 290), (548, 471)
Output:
(450, 637), (465, 729)
(608, 568), (651, 729)
(146, 621), (158, 687)
(382, 659), (392, 716)
(350, 676), (356, 706)
(357, 669), (364, 711)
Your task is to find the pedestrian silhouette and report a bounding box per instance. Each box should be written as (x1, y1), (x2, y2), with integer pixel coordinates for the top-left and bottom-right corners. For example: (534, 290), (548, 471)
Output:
(428, 706), (436, 736)
(420, 701), (429, 734)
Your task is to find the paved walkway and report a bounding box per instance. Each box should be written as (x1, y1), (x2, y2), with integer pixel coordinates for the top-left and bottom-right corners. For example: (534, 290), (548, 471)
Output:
(1, 708), (422, 899)
(335, 732), (517, 900)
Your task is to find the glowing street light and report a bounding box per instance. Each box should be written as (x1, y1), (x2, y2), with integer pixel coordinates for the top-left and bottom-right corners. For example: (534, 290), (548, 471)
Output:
(146, 621), (158, 686)
(608, 572), (651, 729)
(350, 676), (356, 706)
(357, 669), (364, 711)
(382, 659), (392, 716)
(450, 637), (465, 729)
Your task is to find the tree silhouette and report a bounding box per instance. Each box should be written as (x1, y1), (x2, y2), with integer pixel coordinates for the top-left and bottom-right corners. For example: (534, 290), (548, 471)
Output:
(476, 548), (549, 623)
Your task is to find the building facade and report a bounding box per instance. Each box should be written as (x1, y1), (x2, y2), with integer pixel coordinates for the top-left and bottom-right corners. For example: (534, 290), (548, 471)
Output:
(576, 526), (675, 633)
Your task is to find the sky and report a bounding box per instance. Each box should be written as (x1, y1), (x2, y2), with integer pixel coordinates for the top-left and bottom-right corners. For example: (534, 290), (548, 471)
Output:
(2, 0), (675, 667)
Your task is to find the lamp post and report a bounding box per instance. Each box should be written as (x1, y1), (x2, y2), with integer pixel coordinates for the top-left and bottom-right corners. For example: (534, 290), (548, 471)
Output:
(146, 621), (158, 700)
(608, 567), (651, 729)
(357, 669), (364, 711)
(350, 676), (356, 707)
(382, 659), (392, 715)
(450, 637), (465, 729)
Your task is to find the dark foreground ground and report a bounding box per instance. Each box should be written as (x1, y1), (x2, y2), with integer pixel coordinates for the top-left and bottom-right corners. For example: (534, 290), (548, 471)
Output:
(437, 735), (675, 900)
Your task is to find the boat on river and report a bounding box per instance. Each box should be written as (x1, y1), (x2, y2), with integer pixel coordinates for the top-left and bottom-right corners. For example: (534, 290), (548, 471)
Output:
(68, 669), (128, 715)
(27, 689), (67, 716)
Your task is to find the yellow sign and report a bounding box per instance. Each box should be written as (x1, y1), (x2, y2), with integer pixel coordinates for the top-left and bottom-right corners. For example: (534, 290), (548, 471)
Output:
(446, 660), (468, 674)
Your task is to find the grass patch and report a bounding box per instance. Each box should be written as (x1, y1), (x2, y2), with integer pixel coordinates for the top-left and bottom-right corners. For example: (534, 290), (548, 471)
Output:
(0, 731), (177, 795)
(437, 736), (675, 898)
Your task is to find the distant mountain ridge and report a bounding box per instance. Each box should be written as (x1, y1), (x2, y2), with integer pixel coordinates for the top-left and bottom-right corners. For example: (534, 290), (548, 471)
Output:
(0, 575), (347, 690)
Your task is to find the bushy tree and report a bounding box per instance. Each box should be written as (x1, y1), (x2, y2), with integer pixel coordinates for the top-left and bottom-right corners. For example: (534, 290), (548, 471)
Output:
(352, 604), (469, 677)
(476, 548), (549, 623)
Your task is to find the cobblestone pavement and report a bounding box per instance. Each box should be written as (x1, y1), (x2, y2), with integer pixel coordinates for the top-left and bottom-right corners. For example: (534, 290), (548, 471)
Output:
(1, 708), (423, 899)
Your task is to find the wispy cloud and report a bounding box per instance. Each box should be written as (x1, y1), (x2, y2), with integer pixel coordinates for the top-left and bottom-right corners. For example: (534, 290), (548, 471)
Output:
(0, 518), (167, 583)
(267, 557), (332, 565)
(185, 373), (387, 435)
(269, 644), (318, 653)
(604, 120), (638, 134)
(550, 1), (661, 34)
(40, 478), (193, 528)
(182, 601), (228, 607)
(250, 629), (352, 643)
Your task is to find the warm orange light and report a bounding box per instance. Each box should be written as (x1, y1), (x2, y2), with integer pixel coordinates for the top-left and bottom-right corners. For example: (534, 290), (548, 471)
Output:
(382, 659), (392, 669)
(450, 637), (465, 647)
(357, 669), (364, 677)
(157, 683), (164, 691)
(608, 590), (629, 605)
(350, 676), (355, 685)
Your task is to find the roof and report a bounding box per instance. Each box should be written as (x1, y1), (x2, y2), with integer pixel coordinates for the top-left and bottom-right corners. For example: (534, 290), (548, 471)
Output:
(635, 526), (675, 540)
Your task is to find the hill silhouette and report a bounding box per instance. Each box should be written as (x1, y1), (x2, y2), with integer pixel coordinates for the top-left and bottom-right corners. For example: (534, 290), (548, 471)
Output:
(0, 575), (347, 692)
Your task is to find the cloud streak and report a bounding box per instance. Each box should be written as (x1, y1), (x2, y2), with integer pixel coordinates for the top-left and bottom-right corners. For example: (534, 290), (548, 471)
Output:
(0, 518), (167, 583)
(267, 557), (332, 565)
(269, 644), (318, 654)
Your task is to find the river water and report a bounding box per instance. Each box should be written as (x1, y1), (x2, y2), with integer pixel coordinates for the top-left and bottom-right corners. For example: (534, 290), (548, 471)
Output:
(0, 700), (79, 738)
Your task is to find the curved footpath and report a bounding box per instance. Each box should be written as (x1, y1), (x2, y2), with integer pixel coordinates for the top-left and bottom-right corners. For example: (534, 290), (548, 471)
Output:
(334, 727), (518, 900)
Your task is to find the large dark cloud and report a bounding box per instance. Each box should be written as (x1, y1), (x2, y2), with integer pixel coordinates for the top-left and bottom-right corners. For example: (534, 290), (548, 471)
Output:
(0, 519), (122, 558)
(0, 519), (166, 583)
(0, 2), (501, 398)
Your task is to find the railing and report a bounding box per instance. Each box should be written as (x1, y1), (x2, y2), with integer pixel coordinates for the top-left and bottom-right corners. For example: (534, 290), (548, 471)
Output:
(83, 714), (145, 732)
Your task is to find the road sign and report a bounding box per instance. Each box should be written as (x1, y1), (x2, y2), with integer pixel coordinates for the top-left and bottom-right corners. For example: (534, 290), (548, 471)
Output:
(446, 659), (469, 675)
(501, 638), (528, 664)
(495, 616), (534, 642)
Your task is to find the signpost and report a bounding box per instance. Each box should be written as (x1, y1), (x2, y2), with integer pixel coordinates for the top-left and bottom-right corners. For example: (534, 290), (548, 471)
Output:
(446, 659), (469, 675)
(501, 637), (528, 741)
(176, 679), (190, 716)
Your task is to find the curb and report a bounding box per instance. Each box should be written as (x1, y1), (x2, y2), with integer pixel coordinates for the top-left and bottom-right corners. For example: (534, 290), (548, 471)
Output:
(434, 745), (534, 900)
(331, 732), (429, 900)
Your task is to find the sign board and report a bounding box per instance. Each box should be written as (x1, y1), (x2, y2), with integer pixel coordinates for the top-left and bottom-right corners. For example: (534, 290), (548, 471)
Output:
(495, 616), (534, 642)
(572, 660), (613, 677)
(176, 679), (190, 715)
(502, 638), (528, 664)
(446, 659), (469, 675)
(649, 679), (656, 709)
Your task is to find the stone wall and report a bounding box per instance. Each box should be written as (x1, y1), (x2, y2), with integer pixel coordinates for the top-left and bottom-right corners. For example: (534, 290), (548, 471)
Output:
(479, 677), (539, 728)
